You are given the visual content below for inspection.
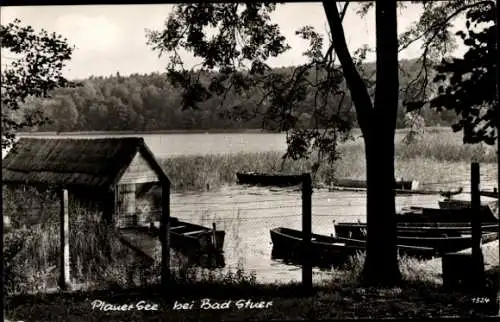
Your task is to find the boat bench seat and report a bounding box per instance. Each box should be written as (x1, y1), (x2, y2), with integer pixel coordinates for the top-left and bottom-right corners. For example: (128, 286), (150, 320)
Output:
(183, 230), (209, 235)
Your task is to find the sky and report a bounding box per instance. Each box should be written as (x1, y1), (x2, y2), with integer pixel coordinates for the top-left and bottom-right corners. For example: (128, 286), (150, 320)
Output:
(0, 3), (467, 81)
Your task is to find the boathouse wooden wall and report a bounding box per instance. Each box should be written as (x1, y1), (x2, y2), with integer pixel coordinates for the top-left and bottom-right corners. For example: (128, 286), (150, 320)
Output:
(116, 152), (161, 228)
(119, 152), (160, 185)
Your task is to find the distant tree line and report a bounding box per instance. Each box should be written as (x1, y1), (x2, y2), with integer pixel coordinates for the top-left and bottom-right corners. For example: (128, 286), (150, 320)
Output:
(23, 58), (458, 133)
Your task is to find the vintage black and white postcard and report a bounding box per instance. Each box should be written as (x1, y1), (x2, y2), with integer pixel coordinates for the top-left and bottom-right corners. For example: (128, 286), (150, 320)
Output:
(2, 1), (499, 320)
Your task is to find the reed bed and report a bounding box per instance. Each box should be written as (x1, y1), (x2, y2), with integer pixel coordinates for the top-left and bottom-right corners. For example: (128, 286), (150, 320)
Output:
(160, 129), (497, 192)
(3, 186), (155, 294)
(3, 189), (258, 294)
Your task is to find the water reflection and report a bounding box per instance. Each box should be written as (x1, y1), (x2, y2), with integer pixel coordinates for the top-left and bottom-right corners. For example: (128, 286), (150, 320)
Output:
(170, 184), (500, 283)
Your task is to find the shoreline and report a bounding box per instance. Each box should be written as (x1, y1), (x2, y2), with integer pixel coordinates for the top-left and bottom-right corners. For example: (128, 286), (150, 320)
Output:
(16, 129), (278, 136)
(15, 126), (456, 137)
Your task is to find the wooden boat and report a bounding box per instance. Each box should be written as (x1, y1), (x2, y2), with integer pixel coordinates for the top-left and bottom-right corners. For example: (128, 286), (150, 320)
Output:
(236, 171), (303, 187)
(334, 230), (498, 255)
(394, 189), (445, 196)
(398, 206), (498, 223)
(148, 218), (225, 266)
(330, 237), (437, 259)
(438, 198), (498, 221)
(270, 227), (435, 267)
(334, 222), (499, 240)
(331, 178), (419, 190)
(438, 199), (498, 212)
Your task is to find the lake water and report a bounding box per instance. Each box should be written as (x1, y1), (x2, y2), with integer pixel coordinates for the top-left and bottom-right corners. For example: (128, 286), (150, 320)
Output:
(12, 132), (288, 158)
(170, 185), (493, 284)
(7, 132), (499, 283)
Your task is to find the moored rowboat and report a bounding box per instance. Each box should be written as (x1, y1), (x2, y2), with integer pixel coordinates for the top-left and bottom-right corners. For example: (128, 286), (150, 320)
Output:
(331, 178), (419, 190)
(334, 222), (499, 239)
(438, 196), (498, 220)
(333, 227), (498, 255)
(149, 218), (225, 266)
(236, 171), (303, 187)
(398, 206), (498, 223)
(270, 227), (436, 267)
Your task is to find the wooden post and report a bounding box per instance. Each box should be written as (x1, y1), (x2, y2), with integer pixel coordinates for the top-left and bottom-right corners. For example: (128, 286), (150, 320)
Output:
(470, 162), (485, 291)
(102, 187), (116, 260)
(59, 188), (71, 290)
(161, 181), (171, 294)
(302, 173), (312, 292)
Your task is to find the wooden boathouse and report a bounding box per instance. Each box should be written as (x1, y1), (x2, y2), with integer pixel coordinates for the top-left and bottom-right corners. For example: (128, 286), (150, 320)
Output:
(2, 137), (169, 227)
(2, 137), (172, 290)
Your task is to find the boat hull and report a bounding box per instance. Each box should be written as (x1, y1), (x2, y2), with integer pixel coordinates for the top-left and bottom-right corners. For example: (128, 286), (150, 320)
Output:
(331, 178), (418, 190)
(270, 227), (364, 267)
(150, 218), (225, 267)
(398, 207), (498, 223)
(438, 199), (498, 220)
(334, 222), (499, 240)
(236, 172), (303, 187)
(334, 224), (498, 255)
(270, 227), (435, 268)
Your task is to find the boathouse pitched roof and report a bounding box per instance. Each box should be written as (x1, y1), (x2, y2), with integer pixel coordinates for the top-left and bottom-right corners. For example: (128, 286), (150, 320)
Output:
(2, 137), (170, 189)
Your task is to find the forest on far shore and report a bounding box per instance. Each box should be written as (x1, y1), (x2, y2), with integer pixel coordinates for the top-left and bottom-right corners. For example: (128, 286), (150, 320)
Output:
(18, 58), (458, 133)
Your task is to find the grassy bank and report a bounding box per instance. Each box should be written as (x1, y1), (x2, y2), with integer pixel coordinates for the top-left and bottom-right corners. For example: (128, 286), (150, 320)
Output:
(160, 130), (497, 192)
(5, 248), (498, 319)
(5, 252), (498, 320)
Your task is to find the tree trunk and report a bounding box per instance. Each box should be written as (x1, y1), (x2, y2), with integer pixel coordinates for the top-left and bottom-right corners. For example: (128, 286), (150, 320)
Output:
(362, 133), (401, 285)
(324, 1), (401, 286)
(361, 1), (401, 286)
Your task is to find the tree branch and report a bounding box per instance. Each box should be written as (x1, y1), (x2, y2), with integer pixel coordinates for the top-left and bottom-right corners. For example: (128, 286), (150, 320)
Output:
(398, 1), (493, 53)
(323, 0), (373, 136)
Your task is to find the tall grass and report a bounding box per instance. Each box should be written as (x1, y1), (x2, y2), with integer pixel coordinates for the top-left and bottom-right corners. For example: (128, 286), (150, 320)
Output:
(337, 251), (442, 288)
(3, 187), (258, 294)
(160, 130), (497, 192)
(3, 186), (159, 294)
(160, 152), (318, 192)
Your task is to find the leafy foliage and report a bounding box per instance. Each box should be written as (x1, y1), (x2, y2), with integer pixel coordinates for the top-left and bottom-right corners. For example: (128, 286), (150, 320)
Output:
(1, 19), (75, 148)
(396, 0), (497, 145)
(143, 3), (455, 173)
(429, 2), (497, 145)
(402, 112), (426, 144)
(145, 3), (360, 173)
